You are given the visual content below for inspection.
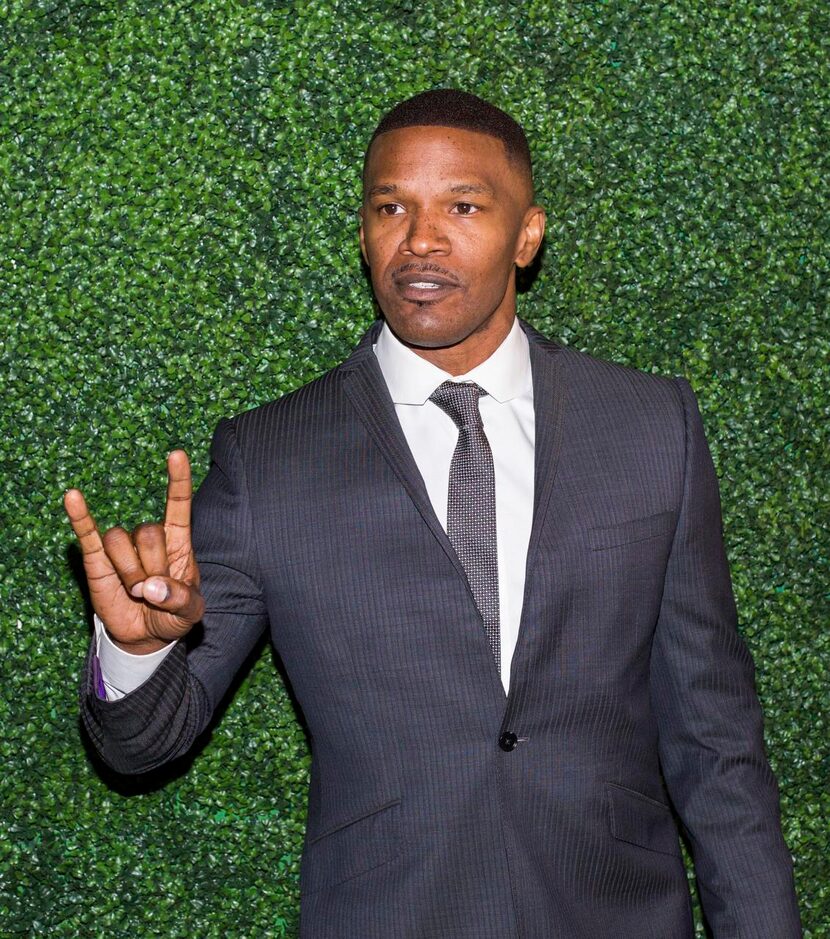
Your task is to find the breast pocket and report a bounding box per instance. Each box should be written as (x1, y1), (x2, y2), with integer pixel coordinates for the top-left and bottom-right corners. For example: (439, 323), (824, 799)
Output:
(300, 798), (404, 895)
(589, 509), (675, 551)
(607, 782), (681, 857)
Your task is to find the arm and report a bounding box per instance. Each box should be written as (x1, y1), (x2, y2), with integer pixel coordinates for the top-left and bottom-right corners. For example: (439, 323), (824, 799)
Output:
(651, 377), (801, 937)
(79, 418), (269, 774)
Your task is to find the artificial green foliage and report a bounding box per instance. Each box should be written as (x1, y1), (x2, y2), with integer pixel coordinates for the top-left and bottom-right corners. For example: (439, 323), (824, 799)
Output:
(1, 0), (827, 934)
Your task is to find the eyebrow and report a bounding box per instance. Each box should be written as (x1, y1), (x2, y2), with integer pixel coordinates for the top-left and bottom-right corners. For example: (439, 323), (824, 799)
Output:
(368, 184), (398, 196)
(367, 182), (496, 198)
(449, 183), (495, 197)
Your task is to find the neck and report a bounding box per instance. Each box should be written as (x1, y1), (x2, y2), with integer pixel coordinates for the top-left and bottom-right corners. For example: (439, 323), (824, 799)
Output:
(406, 314), (516, 376)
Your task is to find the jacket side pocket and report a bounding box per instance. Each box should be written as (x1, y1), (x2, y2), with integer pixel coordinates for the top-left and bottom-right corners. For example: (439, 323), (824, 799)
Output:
(607, 782), (682, 857)
(301, 798), (403, 895)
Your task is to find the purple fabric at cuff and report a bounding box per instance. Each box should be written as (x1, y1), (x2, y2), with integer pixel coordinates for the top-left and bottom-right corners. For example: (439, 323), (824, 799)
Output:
(92, 653), (106, 700)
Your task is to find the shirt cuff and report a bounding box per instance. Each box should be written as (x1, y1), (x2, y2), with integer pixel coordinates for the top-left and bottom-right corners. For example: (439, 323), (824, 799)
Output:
(94, 614), (177, 701)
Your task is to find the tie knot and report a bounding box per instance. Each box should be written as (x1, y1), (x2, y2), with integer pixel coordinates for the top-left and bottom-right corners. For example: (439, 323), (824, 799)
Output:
(429, 380), (487, 430)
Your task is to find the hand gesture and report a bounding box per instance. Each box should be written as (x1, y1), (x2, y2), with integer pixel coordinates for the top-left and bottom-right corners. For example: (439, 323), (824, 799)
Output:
(64, 450), (205, 654)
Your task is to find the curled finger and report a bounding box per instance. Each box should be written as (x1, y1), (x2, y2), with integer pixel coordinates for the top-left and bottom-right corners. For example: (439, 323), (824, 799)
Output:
(102, 526), (147, 597)
(133, 522), (170, 578)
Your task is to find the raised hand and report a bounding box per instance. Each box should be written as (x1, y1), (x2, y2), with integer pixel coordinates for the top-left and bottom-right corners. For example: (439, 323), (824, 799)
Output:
(64, 450), (205, 654)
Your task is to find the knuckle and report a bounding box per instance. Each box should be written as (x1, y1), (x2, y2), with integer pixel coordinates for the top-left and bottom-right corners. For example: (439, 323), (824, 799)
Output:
(187, 596), (206, 624)
(133, 521), (164, 543)
(175, 584), (202, 619)
(101, 526), (128, 549)
(101, 526), (143, 576)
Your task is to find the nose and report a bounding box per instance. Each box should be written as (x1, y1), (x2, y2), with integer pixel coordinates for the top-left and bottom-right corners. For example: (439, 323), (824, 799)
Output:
(399, 209), (450, 257)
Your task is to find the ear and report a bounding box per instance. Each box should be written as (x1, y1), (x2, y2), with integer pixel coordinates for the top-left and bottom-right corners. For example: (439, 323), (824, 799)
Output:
(358, 205), (369, 266)
(514, 205), (546, 268)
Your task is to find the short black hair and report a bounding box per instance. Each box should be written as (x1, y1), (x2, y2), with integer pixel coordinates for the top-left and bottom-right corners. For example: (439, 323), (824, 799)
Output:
(365, 89), (533, 180)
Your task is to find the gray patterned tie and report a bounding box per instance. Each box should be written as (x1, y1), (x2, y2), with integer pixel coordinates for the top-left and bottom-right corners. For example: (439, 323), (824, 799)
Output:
(429, 380), (500, 672)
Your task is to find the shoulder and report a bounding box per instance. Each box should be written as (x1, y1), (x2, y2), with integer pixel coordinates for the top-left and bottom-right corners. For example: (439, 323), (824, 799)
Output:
(522, 320), (687, 419)
(223, 322), (381, 441)
(568, 354), (691, 461)
(564, 345), (683, 401)
(226, 361), (350, 436)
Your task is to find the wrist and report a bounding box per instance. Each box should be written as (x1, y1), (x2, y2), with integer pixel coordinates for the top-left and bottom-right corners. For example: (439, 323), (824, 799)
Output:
(108, 634), (173, 656)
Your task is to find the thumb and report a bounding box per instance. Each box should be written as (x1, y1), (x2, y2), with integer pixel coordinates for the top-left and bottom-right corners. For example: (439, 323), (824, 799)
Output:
(141, 576), (205, 625)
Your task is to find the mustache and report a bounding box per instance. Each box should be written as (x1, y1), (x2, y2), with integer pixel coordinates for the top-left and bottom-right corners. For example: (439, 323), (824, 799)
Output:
(392, 262), (461, 285)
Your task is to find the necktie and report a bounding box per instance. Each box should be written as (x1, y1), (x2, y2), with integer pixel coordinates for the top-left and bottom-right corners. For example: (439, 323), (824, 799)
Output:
(429, 380), (500, 672)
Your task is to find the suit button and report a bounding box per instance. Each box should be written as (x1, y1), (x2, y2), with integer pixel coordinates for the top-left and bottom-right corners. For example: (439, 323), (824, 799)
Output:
(498, 731), (518, 752)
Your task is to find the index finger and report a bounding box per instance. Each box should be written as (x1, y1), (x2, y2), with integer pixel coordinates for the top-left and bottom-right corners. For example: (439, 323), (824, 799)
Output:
(164, 449), (192, 532)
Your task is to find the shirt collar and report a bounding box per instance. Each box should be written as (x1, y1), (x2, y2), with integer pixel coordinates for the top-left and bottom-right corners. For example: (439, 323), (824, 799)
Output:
(373, 316), (531, 405)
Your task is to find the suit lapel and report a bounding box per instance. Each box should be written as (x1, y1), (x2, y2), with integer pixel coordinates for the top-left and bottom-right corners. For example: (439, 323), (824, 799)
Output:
(521, 319), (568, 572)
(505, 320), (568, 699)
(339, 320), (472, 589)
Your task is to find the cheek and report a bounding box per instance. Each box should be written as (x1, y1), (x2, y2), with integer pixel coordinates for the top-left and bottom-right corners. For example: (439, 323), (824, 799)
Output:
(361, 225), (389, 262)
(465, 244), (516, 290)
(462, 226), (517, 265)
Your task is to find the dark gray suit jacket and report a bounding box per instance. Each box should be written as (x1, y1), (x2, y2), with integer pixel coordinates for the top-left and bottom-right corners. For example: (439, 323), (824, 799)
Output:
(81, 319), (801, 937)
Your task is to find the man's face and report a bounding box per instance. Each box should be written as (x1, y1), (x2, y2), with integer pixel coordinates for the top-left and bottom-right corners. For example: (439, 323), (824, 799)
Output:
(359, 125), (544, 358)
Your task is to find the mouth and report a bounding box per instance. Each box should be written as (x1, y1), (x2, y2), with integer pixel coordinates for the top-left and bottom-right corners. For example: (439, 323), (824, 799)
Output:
(392, 267), (461, 303)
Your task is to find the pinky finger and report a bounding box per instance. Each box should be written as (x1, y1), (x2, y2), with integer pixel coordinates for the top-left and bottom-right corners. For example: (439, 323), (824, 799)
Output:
(64, 489), (118, 581)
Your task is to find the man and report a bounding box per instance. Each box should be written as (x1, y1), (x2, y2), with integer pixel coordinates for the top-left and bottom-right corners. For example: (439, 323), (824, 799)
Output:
(66, 90), (801, 937)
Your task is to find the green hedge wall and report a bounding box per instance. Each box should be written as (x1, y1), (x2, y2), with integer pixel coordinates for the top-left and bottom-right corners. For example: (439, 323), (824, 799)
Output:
(1, 0), (827, 934)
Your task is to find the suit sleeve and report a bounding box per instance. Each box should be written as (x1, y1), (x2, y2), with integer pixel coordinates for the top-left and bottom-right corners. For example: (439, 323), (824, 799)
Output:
(79, 417), (270, 774)
(650, 377), (801, 937)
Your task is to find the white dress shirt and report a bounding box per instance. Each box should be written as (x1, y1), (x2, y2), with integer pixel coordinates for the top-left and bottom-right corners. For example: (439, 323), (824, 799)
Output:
(96, 316), (536, 697)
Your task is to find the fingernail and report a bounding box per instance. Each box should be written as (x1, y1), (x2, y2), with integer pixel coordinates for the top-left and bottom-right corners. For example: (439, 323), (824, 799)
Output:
(130, 582), (145, 598)
(144, 578), (169, 603)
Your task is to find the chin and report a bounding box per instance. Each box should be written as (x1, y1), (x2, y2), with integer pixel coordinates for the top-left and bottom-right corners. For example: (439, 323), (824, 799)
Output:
(386, 319), (468, 350)
(383, 308), (472, 350)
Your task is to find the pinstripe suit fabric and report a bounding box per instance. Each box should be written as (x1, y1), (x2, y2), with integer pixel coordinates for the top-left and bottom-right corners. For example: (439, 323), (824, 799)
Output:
(80, 319), (801, 937)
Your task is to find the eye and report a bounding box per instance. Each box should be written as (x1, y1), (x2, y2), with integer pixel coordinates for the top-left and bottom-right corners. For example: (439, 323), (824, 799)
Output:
(378, 203), (404, 216)
(452, 202), (479, 215)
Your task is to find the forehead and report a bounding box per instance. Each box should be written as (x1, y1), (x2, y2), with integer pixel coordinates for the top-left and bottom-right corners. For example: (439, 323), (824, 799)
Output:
(364, 125), (516, 191)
